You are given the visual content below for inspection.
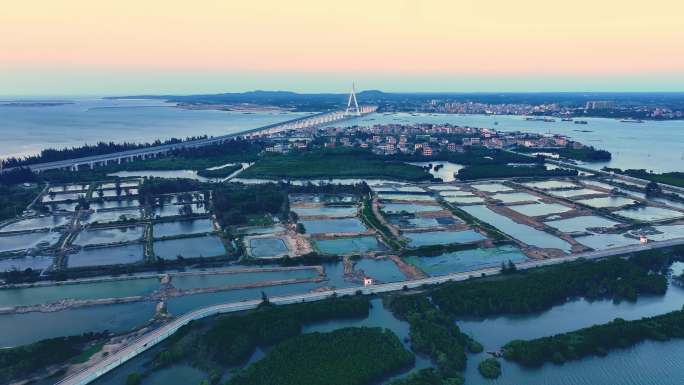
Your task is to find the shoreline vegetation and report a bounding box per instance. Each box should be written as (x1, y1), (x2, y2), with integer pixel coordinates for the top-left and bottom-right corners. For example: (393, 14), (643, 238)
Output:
(503, 308), (684, 367)
(514, 145), (612, 162)
(604, 167), (684, 189)
(429, 252), (673, 317)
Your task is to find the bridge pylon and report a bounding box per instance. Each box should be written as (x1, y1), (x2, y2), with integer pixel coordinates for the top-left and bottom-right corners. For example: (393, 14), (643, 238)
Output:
(344, 83), (361, 117)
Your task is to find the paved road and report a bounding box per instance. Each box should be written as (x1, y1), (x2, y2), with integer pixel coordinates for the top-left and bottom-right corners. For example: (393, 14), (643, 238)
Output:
(56, 237), (684, 385)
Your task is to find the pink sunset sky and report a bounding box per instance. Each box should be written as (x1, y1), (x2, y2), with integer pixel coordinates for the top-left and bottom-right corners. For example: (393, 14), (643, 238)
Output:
(1, 0), (683, 94)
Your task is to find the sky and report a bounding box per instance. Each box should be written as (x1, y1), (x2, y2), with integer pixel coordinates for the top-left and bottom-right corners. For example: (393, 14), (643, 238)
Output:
(1, 0), (683, 95)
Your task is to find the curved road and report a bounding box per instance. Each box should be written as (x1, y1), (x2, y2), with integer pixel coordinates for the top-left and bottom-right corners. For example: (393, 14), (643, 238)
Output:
(56, 237), (684, 385)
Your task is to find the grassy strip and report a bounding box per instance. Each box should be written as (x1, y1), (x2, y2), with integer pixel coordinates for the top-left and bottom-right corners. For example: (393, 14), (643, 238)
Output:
(442, 203), (507, 242)
(360, 198), (403, 250)
(504, 308), (684, 367)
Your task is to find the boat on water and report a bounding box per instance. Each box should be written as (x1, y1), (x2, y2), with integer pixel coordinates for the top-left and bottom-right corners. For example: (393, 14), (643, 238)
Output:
(561, 117), (573, 121)
(620, 118), (644, 123)
(524, 116), (555, 122)
(574, 120), (589, 125)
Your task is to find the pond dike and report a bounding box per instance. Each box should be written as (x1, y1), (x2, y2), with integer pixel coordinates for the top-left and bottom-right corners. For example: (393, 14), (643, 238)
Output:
(0, 266), (324, 315)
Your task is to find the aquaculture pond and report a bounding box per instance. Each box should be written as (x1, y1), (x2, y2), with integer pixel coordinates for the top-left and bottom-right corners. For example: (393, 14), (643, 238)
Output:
(313, 236), (383, 255)
(51, 202), (79, 212)
(470, 183), (513, 192)
(389, 216), (458, 229)
(405, 229), (486, 248)
(545, 215), (621, 233)
(438, 190), (474, 197)
(319, 261), (357, 289)
(97, 189), (139, 198)
(290, 206), (357, 218)
(460, 205), (573, 252)
(0, 301), (156, 347)
(615, 206), (684, 222)
(381, 203), (443, 214)
(0, 231), (61, 253)
(574, 233), (641, 250)
(373, 185), (426, 193)
(237, 225), (286, 236)
(170, 269), (318, 291)
(153, 235), (226, 260)
(353, 258), (406, 283)
(442, 195), (485, 204)
(166, 281), (324, 315)
(100, 181), (140, 189)
(427, 184), (461, 191)
(378, 193), (437, 202)
(42, 192), (85, 202)
(67, 244), (144, 267)
(91, 199), (141, 210)
(0, 215), (71, 232)
(48, 184), (89, 193)
(72, 226), (144, 246)
(80, 209), (141, 224)
(0, 277), (159, 308)
(0, 255), (53, 272)
(646, 224), (684, 241)
(548, 188), (606, 198)
(109, 170), (213, 182)
(490, 192), (540, 203)
(522, 180), (579, 190)
(248, 237), (289, 258)
(508, 202), (573, 217)
(405, 245), (528, 276)
(150, 203), (207, 218)
(299, 218), (367, 234)
(152, 218), (214, 238)
(576, 196), (637, 208)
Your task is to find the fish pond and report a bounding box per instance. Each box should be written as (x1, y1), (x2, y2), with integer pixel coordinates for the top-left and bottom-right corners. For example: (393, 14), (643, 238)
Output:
(508, 202), (573, 217)
(299, 218), (367, 234)
(67, 244), (144, 267)
(313, 236), (383, 255)
(0, 231), (61, 253)
(405, 245), (528, 276)
(248, 237), (289, 258)
(545, 215), (621, 233)
(152, 218), (214, 238)
(153, 235), (226, 260)
(460, 205), (572, 252)
(72, 226), (144, 246)
(405, 229), (486, 248)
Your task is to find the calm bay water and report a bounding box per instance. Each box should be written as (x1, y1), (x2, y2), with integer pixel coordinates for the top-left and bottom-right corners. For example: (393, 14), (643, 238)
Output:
(327, 113), (684, 173)
(2, 100), (682, 173)
(0, 97), (307, 159)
